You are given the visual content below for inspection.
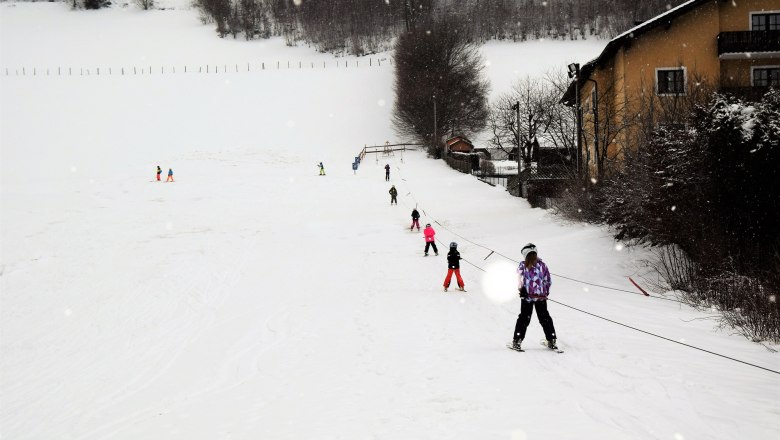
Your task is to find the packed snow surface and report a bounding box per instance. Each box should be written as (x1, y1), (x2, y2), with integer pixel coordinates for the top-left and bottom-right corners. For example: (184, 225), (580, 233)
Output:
(1, 3), (778, 440)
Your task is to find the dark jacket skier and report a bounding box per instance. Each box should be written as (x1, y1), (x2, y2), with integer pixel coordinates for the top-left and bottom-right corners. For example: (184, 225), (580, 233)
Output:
(443, 242), (464, 291)
(410, 208), (420, 231)
(389, 185), (398, 205)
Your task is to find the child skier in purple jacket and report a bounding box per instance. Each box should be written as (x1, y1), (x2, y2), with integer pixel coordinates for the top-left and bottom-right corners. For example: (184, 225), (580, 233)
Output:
(512, 243), (557, 351)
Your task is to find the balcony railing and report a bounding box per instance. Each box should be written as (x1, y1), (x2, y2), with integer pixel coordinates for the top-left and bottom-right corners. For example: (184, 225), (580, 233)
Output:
(717, 31), (780, 55)
(719, 86), (772, 102)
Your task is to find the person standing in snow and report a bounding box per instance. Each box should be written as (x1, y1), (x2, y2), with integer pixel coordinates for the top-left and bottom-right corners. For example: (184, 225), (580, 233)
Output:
(389, 185), (398, 205)
(319, 162), (326, 176)
(423, 223), (438, 256)
(166, 168), (174, 182)
(443, 242), (464, 291)
(512, 243), (557, 351)
(156, 165), (162, 181)
(384, 163), (390, 181)
(410, 208), (420, 231)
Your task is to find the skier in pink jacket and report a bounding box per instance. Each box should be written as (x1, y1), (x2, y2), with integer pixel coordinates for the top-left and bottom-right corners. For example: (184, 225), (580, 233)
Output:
(423, 223), (439, 256)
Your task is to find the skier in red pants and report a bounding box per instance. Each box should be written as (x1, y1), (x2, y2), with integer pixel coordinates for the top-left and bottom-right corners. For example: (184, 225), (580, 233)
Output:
(443, 242), (464, 292)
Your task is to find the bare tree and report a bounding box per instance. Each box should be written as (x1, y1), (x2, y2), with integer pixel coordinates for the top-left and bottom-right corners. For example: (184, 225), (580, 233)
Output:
(487, 76), (559, 166)
(135, 0), (155, 10)
(392, 15), (490, 157)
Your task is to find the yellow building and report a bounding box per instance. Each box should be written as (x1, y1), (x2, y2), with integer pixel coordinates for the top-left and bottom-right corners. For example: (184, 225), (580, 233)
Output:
(561, 0), (780, 179)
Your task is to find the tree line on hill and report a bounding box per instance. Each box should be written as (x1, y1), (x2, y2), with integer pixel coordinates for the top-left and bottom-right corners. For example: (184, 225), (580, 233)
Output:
(64, 0), (687, 54)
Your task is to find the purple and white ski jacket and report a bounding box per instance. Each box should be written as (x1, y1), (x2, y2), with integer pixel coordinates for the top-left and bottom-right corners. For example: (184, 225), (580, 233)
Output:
(517, 258), (551, 301)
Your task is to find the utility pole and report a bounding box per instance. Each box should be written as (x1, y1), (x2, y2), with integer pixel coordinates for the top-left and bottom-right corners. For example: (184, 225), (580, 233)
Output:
(512, 101), (520, 171)
(433, 94), (438, 157)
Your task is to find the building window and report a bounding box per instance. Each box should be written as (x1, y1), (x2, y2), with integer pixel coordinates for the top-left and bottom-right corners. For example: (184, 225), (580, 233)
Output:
(753, 67), (780, 86)
(656, 68), (686, 95)
(751, 13), (780, 31)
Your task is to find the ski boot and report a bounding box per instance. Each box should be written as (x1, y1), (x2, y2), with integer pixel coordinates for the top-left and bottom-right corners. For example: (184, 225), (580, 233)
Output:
(546, 339), (558, 350)
(435, 252), (439, 256)
(457, 286), (465, 291)
(512, 338), (522, 351)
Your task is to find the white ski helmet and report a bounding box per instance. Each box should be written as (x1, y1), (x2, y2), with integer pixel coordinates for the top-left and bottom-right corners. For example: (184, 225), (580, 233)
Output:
(521, 243), (537, 258)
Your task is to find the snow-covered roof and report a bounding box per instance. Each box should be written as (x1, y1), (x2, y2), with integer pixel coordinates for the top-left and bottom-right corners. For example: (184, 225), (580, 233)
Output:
(561, 0), (709, 105)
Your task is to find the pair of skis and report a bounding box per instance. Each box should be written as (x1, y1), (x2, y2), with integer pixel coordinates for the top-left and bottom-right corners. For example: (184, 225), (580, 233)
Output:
(506, 339), (564, 354)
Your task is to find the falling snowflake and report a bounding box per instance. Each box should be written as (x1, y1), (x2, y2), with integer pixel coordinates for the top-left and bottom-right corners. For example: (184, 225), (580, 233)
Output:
(671, 205), (677, 211)
(769, 295), (776, 303)
(590, 177), (597, 184)
(615, 243), (624, 251)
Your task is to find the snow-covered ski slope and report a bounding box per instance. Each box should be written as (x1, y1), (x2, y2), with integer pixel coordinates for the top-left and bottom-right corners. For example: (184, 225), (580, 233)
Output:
(1, 3), (778, 439)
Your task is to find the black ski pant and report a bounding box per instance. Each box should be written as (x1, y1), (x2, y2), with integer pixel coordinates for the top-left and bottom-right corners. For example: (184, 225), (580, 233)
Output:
(424, 241), (438, 254)
(514, 299), (556, 342)
(385, 172), (390, 181)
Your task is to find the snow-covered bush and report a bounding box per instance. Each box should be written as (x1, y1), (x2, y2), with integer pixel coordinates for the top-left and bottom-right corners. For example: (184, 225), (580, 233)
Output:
(602, 88), (780, 341)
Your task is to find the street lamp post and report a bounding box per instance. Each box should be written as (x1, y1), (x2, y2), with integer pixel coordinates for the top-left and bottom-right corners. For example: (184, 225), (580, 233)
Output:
(567, 63), (582, 179)
(585, 78), (599, 181)
(511, 101), (520, 171)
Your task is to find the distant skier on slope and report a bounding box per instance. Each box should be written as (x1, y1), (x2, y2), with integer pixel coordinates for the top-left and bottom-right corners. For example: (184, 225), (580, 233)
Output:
(384, 163), (390, 181)
(156, 165), (162, 181)
(512, 243), (557, 351)
(166, 168), (174, 182)
(389, 185), (398, 205)
(410, 208), (420, 231)
(443, 242), (464, 291)
(318, 162), (326, 176)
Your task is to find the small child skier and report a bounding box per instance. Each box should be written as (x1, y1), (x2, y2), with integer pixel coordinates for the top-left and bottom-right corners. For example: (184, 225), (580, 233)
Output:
(512, 243), (557, 351)
(166, 168), (174, 182)
(443, 242), (464, 291)
(318, 162), (326, 176)
(389, 185), (398, 205)
(156, 165), (162, 181)
(423, 223), (438, 256)
(410, 208), (420, 231)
